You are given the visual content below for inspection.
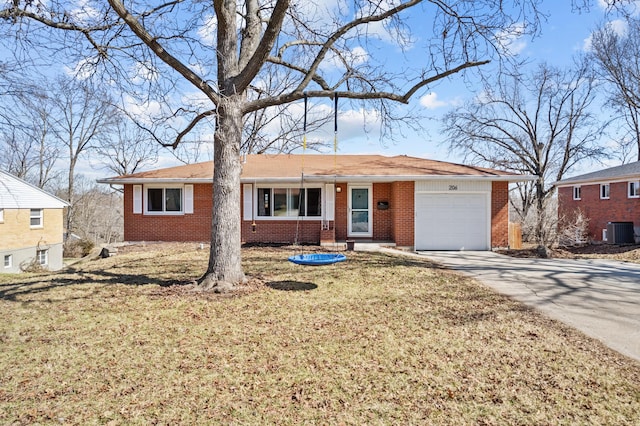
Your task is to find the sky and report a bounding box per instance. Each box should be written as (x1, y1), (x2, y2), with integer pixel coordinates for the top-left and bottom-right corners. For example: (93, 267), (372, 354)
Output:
(63, 0), (629, 178)
(328, 1), (622, 170)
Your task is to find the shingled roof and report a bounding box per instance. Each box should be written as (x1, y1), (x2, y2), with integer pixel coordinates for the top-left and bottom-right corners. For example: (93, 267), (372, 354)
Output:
(554, 161), (640, 186)
(98, 154), (531, 184)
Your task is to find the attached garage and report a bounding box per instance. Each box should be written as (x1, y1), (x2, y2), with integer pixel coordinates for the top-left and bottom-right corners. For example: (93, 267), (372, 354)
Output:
(414, 181), (491, 250)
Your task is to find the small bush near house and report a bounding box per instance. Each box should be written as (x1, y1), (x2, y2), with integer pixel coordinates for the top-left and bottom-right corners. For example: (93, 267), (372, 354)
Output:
(63, 238), (95, 258)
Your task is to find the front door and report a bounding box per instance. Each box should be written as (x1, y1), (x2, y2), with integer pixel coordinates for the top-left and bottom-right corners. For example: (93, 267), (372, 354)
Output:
(348, 185), (372, 237)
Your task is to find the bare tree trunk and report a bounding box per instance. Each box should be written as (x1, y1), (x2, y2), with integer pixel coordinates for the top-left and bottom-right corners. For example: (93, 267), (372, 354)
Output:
(200, 97), (246, 292)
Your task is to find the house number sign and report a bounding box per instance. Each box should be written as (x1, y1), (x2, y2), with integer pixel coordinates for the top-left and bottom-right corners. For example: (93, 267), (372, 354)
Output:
(448, 185), (458, 191)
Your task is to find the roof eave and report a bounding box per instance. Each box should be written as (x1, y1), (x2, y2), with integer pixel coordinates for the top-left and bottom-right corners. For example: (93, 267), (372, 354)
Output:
(99, 174), (533, 184)
(553, 173), (640, 187)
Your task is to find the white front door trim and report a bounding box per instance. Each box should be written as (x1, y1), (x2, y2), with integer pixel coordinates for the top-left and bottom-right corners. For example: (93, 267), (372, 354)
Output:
(348, 184), (373, 237)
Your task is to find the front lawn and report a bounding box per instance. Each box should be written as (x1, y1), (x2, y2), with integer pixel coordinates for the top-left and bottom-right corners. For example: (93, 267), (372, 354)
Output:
(1, 244), (638, 424)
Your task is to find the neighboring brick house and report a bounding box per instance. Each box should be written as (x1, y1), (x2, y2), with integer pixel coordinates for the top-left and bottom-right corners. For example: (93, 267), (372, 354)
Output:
(555, 161), (640, 243)
(98, 154), (531, 250)
(0, 171), (69, 273)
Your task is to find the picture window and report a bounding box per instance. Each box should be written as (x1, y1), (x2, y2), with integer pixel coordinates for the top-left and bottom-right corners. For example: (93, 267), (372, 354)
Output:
(257, 187), (321, 217)
(146, 188), (183, 213)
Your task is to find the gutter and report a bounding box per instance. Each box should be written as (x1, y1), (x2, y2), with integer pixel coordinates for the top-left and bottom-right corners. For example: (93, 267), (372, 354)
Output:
(98, 174), (536, 185)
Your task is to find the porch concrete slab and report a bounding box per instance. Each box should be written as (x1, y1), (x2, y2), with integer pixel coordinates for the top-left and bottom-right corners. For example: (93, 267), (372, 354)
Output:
(374, 248), (640, 362)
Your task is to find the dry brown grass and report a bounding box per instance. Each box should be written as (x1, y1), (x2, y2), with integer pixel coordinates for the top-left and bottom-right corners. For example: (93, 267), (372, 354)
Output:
(1, 243), (639, 425)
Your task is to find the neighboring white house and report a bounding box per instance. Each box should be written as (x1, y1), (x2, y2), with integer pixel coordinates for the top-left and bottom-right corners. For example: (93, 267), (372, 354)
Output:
(0, 171), (69, 273)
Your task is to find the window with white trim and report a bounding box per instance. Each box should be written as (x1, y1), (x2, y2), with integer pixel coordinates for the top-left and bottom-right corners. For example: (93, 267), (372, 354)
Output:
(600, 183), (610, 199)
(0, 208), (4, 223)
(30, 209), (43, 227)
(4, 255), (11, 268)
(629, 181), (640, 198)
(146, 187), (183, 213)
(573, 186), (581, 200)
(257, 187), (321, 217)
(36, 249), (48, 266)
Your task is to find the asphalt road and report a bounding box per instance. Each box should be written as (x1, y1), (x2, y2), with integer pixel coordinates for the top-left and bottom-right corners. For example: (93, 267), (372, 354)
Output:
(415, 251), (640, 363)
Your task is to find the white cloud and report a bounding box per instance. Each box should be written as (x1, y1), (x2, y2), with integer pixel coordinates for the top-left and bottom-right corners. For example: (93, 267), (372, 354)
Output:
(122, 95), (162, 125)
(70, 0), (100, 25)
(495, 23), (527, 56)
(419, 92), (460, 110)
(198, 14), (217, 46)
(320, 45), (370, 73)
(63, 57), (96, 80)
(583, 18), (628, 51)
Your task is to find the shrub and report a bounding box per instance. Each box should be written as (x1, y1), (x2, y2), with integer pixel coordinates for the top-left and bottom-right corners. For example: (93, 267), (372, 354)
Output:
(64, 238), (95, 258)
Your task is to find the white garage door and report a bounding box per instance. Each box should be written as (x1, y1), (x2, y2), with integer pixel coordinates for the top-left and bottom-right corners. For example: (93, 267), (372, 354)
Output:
(415, 193), (489, 250)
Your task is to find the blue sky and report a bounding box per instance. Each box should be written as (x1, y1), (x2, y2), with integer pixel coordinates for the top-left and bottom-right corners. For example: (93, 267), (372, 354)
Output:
(330, 1), (616, 169)
(70, 0), (626, 177)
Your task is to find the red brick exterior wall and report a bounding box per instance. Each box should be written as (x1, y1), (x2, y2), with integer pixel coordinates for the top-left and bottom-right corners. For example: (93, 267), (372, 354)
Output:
(123, 184), (212, 242)
(391, 181), (415, 247)
(124, 180), (508, 248)
(373, 183), (393, 241)
(335, 182), (348, 241)
(558, 182), (640, 241)
(491, 181), (509, 248)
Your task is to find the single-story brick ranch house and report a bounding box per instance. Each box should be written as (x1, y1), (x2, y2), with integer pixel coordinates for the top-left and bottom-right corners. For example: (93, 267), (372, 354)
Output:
(99, 154), (533, 250)
(555, 161), (640, 243)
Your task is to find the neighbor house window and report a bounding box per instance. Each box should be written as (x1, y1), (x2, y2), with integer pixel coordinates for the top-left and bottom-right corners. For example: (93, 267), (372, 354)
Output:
(0, 208), (4, 223)
(257, 187), (321, 217)
(146, 187), (182, 213)
(629, 181), (640, 198)
(36, 249), (48, 266)
(600, 183), (610, 199)
(573, 186), (581, 200)
(30, 209), (43, 227)
(4, 255), (11, 268)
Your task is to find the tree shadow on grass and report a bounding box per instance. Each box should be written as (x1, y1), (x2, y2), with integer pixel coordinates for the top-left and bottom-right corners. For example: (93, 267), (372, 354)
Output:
(267, 280), (318, 291)
(0, 266), (191, 303)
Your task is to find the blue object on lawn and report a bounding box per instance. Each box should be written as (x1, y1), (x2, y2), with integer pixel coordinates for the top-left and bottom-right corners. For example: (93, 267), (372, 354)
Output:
(288, 253), (347, 266)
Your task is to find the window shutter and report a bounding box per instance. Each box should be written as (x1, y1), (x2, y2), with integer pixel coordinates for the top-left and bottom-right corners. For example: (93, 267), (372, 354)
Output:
(325, 184), (335, 220)
(133, 185), (142, 214)
(243, 184), (253, 220)
(184, 184), (194, 214)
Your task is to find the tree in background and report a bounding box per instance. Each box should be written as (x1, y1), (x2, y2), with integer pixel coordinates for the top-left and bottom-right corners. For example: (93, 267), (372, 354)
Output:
(590, 16), (640, 162)
(96, 116), (159, 177)
(2, 0), (558, 291)
(48, 76), (117, 234)
(443, 62), (605, 249)
(0, 83), (61, 189)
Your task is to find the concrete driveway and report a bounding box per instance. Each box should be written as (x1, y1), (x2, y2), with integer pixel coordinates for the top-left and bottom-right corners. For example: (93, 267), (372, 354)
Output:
(416, 251), (640, 362)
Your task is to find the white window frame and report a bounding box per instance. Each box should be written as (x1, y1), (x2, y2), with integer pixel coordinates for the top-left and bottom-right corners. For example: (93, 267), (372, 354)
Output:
(600, 183), (610, 200)
(30, 209), (43, 228)
(36, 249), (48, 266)
(144, 185), (185, 216)
(0, 208), (4, 223)
(255, 185), (323, 219)
(629, 181), (640, 198)
(4, 254), (11, 268)
(573, 186), (581, 200)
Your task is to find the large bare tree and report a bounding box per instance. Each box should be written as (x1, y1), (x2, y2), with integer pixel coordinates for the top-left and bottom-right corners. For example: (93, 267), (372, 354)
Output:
(590, 16), (640, 161)
(0, 82), (61, 189)
(48, 77), (117, 234)
(443, 61), (605, 248)
(2, 0), (586, 291)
